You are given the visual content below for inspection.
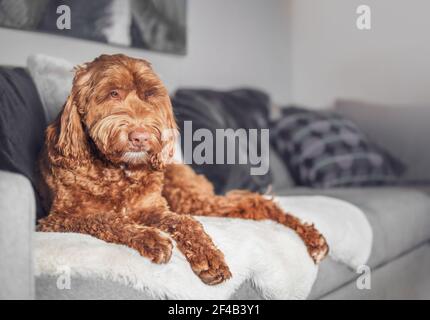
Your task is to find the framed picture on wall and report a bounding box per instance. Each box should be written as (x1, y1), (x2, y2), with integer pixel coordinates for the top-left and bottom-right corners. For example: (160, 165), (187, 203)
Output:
(0, 0), (187, 55)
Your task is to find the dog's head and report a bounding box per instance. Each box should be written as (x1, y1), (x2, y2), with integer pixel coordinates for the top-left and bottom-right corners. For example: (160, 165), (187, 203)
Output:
(49, 54), (177, 170)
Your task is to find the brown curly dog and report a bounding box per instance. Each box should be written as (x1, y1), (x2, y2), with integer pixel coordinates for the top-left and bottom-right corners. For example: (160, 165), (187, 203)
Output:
(37, 54), (328, 285)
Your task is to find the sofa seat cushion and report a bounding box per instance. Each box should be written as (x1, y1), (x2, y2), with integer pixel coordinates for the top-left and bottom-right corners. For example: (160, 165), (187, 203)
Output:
(275, 187), (430, 298)
(36, 275), (264, 300)
(315, 242), (430, 299)
(279, 187), (430, 268)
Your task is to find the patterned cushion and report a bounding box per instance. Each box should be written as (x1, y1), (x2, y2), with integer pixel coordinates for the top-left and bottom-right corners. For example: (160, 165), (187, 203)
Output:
(270, 107), (405, 187)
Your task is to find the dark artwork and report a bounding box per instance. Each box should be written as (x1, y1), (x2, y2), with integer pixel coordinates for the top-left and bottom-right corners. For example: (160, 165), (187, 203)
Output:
(0, 0), (187, 55)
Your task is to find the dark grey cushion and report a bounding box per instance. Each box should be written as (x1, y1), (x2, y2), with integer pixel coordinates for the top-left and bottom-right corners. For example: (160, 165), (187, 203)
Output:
(270, 107), (404, 187)
(172, 89), (273, 194)
(0, 67), (47, 220)
(335, 99), (430, 184)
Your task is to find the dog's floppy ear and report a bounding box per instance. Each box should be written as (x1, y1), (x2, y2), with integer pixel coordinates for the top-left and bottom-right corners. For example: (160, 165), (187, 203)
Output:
(55, 64), (92, 160)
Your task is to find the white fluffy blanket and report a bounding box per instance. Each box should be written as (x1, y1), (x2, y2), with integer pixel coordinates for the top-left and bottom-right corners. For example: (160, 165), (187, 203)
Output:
(34, 196), (372, 300)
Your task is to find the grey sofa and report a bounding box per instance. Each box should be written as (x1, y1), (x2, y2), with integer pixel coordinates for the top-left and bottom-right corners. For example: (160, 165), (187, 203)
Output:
(1, 73), (430, 300)
(2, 169), (430, 300)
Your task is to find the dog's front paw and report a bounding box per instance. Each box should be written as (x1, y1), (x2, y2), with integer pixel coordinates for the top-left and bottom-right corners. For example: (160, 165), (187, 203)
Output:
(189, 246), (232, 285)
(130, 228), (173, 264)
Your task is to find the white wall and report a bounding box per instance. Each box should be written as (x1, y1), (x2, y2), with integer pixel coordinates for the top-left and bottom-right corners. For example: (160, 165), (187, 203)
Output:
(2, 0), (427, 108)
(288, 0), (430, 108)
(0, 0), (291, 104)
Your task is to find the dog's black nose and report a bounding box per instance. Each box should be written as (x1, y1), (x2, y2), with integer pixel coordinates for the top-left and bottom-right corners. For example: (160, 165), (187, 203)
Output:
(128, 129), (150, 148)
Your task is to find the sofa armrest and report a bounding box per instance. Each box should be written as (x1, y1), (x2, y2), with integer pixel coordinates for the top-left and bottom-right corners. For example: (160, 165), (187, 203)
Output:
(0, 170), (35, 299)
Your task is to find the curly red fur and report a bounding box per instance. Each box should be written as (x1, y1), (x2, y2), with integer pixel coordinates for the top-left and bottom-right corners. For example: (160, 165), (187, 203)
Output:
(37, 54), (327, 286)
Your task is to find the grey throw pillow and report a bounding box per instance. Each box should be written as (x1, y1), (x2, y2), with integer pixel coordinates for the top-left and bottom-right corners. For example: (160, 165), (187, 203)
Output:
(27, 54), (74, 124)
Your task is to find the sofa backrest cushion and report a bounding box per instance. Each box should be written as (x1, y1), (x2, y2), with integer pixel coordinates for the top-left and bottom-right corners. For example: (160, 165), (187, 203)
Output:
(0, 67), (47, 219)
(335, 99), (430, 184)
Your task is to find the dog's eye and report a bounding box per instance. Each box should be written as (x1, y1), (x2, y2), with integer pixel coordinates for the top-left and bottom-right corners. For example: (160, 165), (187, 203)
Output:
(110, 90), (119, 98)
(144, 89), (157, 99)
